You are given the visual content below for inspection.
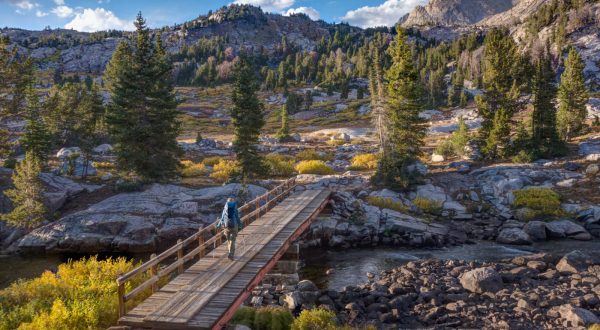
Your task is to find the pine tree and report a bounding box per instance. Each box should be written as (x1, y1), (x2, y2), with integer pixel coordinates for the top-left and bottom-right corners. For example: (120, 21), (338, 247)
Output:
(531, 50), (562, 156)
(0, 36), (33, 158)
(76, 83), (105, 177)
(369, 48), (387, 154)
(276, 104), (291, 142)
(373, 27), (426, 188)
(478, 28), (527, 159)
(459, 90), (468, 108)
(2, 152), (47, 229)
(230, 53), (267, 180)
(104, 13), (182, 180)
(557, 47), (588, 141)
(21, 86), (51, 164)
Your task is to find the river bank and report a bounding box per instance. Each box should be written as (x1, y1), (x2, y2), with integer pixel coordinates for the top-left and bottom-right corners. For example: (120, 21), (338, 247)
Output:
(250, 246), (600, 329)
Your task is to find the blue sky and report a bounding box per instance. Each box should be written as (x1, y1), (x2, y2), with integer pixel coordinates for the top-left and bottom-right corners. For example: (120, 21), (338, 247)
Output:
(0, 0), (427, 31)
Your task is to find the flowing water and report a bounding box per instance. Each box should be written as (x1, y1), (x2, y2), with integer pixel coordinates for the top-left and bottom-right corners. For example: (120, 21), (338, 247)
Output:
(300, 240), (600, 290)
(1, 240), (599, 290)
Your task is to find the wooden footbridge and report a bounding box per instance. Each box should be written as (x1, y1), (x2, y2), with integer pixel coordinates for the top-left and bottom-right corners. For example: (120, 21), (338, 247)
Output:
(116, 178), (331, 329)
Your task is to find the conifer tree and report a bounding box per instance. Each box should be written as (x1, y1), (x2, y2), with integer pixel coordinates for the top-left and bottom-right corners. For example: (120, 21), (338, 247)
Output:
(21, 86), (51, 164)
(459, 90), (468, 108)
(373, 27), (426, 188)
(477, 28), (527, 159)
(557, 47), (588, 141)
(531, 50), (561, 156)
(230, 53), (267, 180)
(2, 152), (47, 229)
(369, 48), (387, 154)
(0, 36), (33, 158)
(276, 104), (291, 142)
(104, 13), (182, 180)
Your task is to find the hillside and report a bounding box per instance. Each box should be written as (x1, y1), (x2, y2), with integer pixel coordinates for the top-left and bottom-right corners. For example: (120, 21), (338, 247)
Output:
(0, 5), (359, 77)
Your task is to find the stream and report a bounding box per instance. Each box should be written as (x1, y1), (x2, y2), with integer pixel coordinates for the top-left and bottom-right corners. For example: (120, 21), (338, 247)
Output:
(2, 240), (600, 290)
(300, 240), (600, 290)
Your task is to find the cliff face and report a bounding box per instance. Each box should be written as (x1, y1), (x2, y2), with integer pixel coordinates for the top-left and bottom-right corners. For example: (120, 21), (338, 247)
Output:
(401, 0), (515, 27)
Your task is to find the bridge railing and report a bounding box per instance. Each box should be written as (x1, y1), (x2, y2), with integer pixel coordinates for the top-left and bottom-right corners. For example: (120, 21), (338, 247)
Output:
(116, 177), (297, 317)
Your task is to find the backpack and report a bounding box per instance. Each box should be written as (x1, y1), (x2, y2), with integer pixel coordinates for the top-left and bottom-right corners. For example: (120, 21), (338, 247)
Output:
(226, 203), (237, 228)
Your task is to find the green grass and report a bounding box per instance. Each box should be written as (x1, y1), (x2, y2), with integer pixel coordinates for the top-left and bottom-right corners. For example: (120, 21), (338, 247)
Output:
(512, 187), (563, 221)
(366, 196), (408, 213)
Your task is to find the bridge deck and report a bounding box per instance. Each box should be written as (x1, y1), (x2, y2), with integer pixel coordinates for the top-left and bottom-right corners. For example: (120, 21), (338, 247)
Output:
(119, 189), (330, 330)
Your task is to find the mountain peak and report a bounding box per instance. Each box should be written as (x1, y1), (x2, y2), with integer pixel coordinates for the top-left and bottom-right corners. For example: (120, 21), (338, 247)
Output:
(401, 0), (516, 27)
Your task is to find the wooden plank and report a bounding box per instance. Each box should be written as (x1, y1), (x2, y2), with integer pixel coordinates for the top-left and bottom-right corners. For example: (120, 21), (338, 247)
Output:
(120, 188), (329, 329)
(142, 190), (321, 326)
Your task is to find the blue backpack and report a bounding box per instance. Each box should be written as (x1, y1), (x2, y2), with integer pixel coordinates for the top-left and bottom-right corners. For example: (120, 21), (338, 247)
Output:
(226, 204), (236, 228)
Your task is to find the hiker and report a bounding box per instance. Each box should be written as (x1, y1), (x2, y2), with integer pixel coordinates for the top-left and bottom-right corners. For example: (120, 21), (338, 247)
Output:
(217, 197), (243, 260)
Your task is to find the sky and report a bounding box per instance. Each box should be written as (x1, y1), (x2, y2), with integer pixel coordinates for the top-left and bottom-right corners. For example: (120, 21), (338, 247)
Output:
(0, 0), (428, 32)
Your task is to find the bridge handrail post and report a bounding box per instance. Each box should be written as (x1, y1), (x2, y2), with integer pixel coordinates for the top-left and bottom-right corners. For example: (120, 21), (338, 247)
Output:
(150, 253), (158, 293)
(177, 239), (184, 274)
(117, 277), (125, 318)
(198, 228), (205, 258)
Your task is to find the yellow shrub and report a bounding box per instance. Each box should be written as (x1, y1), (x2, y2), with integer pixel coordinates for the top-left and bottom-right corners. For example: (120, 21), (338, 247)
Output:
(265, 154), (296, 177)
(350, 153), (379, 170)
(292, 308), (337, 330)
(295, 160), (334, 175)
(202, 156), (223, 167)
(210, 159), (240, 182)
(0, 256), (147, 330)
(513, 188), (562, 220)
(325, 139), (346, 146)
(366, 196), (408, 213)
(295, 150), (332, 161)
(413, 197), (443, 215)
(588, 324), (600, 330)
(180, 160), (208, 177)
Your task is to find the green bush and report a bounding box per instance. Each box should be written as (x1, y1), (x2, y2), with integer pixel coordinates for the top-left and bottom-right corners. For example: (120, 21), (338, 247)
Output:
(511, 150), (535, 164)
(512, 188), (562, 220)
(2, 157), (16, 169)
(295, 150), (332, 162)
(434, 117), (470, 158)
(265, 154), (296, 177)
(434, 140), (455, 158)
(295, 160), (334, 175)
(231, 307), (293, 330)
(231, 307), (256, 328)
(0, 256), (148, 330)
(202, 156), (224, 167)
(413, 197), (443, 215)
(114, 180), (144, 192)
(366, 196), (408, 213)
(291, 308), (337, 330)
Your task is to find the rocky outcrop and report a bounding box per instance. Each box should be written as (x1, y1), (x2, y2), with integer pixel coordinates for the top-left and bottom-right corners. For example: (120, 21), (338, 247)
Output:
(249, 251), (600, 328)
(301, 192), (466, 249)
(16, 183), (267, 254)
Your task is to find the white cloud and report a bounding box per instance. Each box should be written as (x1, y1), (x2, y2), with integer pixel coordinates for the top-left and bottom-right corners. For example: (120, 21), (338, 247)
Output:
(283, 7), (320, 20)
(233, 0), (295, 12)
(1, 0), (38, 10)
(341, 0), (426, 28)
(51, 5), (73, 17)
(35, 9), (47, 16)
(65, 8), (133, 32)
(53, 0), (64, 4)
